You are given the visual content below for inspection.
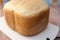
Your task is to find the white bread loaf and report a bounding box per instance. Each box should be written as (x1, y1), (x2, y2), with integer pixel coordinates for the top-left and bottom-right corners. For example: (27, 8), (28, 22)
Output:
(3, 0), (49, 36)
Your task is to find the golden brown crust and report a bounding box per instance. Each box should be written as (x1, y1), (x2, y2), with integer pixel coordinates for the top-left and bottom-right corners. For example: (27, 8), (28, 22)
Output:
(15, 9), (49, 36)
(3, 0), (50, 36)
(3, 8), (15, 30)
(15, 16), (49, 36)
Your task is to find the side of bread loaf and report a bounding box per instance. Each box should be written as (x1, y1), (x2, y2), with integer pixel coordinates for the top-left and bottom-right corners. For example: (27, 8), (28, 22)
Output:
(15, 9), (49, 36)
(3, 1), (15, 30)
(3, 0), (50, 36)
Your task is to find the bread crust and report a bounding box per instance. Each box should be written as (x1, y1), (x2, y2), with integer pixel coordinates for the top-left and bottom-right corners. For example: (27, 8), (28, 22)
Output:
(15, 9), (49, 36)
(3, 0), (50, 36)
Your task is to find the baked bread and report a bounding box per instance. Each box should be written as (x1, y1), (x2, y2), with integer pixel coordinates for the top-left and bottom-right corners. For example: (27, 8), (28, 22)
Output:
(3, 0), (49, 36)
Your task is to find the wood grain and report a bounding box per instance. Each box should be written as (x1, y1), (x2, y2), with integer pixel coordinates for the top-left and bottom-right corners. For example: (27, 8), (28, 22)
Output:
(0, 31), (11, 40)
(49, 6), (60, 37)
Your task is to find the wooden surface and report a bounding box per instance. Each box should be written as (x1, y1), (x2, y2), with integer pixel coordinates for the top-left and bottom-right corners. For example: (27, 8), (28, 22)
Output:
(0, 31), (11, 40)
(0, 5), (60, 40)
(49, 6), (60, 37)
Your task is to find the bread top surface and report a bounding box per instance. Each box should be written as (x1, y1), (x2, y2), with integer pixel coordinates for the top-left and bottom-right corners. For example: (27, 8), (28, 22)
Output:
(4, 0), (49, 17)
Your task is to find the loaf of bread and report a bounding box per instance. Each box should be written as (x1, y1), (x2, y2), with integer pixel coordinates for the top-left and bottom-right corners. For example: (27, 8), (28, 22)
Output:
(3, 0), (49, 36)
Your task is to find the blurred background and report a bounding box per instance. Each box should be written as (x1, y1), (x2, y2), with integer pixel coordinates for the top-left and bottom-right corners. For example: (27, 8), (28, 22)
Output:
(45, 0), (60, 6)
(0, 0), (60, 40)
